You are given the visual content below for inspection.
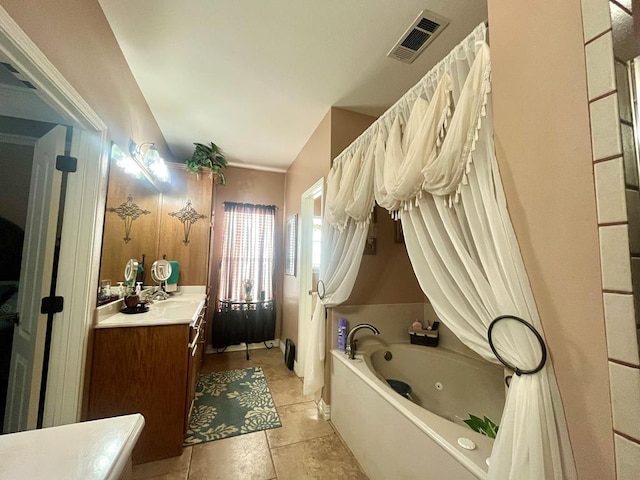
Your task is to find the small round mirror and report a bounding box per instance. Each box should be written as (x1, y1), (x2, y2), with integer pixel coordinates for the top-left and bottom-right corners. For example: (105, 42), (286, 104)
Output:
(124, 259), (139, 283)
(151, 259), (172, 283)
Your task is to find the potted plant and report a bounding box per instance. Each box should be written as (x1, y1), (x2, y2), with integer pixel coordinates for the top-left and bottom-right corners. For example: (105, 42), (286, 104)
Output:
(185, 142), (228, 184)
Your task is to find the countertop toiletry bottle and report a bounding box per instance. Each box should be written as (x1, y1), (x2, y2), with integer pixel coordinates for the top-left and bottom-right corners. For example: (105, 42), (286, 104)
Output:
(135, 282), (142, 295)
(338, 318), (348, 351)
(411, 319), (422, 331)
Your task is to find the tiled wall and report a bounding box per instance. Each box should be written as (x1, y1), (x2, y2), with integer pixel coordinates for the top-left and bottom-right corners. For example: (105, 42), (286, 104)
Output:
(582, 0), (640, 477)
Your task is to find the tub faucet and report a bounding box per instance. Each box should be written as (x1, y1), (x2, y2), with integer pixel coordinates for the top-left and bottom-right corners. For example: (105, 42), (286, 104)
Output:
(345, 323), (380, 359)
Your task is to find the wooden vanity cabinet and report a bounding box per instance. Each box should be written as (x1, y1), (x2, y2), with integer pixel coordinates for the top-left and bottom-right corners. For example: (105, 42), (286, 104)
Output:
(88, 317), (204, 464)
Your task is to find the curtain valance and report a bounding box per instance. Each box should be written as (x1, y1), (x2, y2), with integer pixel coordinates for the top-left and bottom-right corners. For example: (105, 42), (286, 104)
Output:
(326, 23), (490, 228)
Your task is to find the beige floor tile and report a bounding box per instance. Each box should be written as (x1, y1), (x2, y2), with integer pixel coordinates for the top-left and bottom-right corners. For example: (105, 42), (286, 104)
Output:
(267, 375), (312, 407)
(271, 434), (368, 480)
(132, 447), (192, 479)
(188, 431), (275, 480)
(261, 362), (299, 382)
(201, 351), (252, 374)
(266, 401), (334, 448)
(143, 469), (189, 480)
(202, 349), (295, 382)
(249, 347), (284, 364)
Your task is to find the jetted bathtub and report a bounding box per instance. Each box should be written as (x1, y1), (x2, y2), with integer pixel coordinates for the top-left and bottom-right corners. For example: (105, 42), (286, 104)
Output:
(330, 343), (505, 479)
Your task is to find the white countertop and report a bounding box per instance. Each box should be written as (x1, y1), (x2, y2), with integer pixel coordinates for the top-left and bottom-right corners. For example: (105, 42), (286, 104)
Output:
(0, 414), (144, 480)
(96, 293), (206, 329)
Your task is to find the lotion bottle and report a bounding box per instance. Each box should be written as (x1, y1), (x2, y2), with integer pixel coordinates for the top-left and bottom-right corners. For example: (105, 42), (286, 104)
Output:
(337, 318), (348, 351)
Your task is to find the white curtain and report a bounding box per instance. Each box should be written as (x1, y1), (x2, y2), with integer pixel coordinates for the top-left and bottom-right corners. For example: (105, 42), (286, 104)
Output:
(302, 219), (369, 396)
(316, 23), (577, 480)
(400, 114), (575, 479)
(303, 131), (376, 397)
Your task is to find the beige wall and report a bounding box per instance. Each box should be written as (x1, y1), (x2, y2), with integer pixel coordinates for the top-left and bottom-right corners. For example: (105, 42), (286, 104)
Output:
(329, 109), (425, 305)
(207, 166), (286, 344)
(280, 107), (381, 347)
(346, 206), (425, 305)
(330, 108), (376, 160)
(487, 1), (614, 479)
(1, 0), (171, 159)
(281, 111), (332, 344)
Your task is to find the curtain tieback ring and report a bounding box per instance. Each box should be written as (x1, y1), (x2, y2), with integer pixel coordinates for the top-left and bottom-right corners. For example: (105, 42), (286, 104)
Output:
(487, 315), (547, 376)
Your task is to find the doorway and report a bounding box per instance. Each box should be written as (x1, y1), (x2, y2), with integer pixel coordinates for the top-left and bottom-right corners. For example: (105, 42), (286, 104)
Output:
(296, 178), (324, 377)
(0, 120), (62, 430)
(0, 10), (108, 432)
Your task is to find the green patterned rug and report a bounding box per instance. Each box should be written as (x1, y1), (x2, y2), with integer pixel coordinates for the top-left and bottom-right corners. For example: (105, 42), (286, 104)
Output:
(184, 367), (281, 445)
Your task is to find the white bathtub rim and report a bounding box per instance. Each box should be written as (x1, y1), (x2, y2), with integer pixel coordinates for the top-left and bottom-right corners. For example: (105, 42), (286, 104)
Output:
(331, 347), (494, 479)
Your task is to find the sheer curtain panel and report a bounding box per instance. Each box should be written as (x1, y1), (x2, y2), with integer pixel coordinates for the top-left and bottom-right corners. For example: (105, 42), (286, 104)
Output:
(218, 202), (275, 301)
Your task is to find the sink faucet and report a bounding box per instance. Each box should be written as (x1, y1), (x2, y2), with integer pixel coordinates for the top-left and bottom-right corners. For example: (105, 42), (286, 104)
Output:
(345, 323), (380, 359)
(147, 285), (169, 301)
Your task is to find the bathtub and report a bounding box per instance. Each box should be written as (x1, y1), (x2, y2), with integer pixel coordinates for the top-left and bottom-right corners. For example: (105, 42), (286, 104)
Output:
(330, 343), (505, 479)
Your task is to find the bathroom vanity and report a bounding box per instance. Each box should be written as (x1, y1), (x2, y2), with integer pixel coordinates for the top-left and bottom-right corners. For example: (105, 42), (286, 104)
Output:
(87, 292), (206, 464)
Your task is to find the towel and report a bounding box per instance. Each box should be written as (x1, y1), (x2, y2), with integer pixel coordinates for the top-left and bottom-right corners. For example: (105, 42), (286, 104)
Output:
(166, 260), (179, 292)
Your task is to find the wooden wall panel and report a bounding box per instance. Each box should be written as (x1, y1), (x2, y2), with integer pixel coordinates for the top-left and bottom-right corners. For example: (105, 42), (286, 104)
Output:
(157, 164), (213, 286)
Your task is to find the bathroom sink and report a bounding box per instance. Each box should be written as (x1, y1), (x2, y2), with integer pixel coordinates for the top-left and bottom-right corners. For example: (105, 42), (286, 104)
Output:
(143, 297), (204, 321)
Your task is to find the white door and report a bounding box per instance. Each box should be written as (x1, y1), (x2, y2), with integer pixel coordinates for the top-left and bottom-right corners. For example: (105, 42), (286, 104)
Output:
(296, 178), (323, 377)
(4, 125), (65, 433)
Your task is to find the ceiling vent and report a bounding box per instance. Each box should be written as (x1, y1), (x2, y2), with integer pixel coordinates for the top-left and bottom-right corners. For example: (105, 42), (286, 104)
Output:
(387, 10), (450, 64)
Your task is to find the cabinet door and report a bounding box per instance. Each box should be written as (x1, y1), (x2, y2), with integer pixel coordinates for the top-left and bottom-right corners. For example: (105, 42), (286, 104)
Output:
(157, 165), (213, 286)
(88, 325), (189, 464)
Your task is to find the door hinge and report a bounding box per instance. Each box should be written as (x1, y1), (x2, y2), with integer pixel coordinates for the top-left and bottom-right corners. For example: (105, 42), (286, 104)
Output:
(41, 296), (64, 315)
(56, 155), (77, 173)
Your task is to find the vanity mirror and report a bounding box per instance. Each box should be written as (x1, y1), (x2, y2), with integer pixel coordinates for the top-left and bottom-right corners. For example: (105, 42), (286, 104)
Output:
(124, 258), (139, 286)
(98, 144), (162, 304)
(149, 259), (172, 300)
(97, 143), (215, 305)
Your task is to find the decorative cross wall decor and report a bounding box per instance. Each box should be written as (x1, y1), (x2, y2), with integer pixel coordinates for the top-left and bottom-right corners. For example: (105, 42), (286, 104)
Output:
(169, 199), (206, 245)
(106, 194), (151, 243)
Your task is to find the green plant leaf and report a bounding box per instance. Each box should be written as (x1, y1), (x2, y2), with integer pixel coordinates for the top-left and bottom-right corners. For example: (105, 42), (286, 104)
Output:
(463, 414), (499, 439)
(185, 140), (228, 184)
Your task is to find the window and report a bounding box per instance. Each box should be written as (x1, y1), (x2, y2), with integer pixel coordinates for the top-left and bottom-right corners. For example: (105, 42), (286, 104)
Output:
(312, 216), (322, 271)
(218, 202), (275, 301)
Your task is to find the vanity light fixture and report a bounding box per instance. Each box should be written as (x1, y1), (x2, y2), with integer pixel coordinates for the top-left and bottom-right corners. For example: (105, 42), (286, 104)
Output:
(111, 143), (142, 178)
(129, 141), (171, 183)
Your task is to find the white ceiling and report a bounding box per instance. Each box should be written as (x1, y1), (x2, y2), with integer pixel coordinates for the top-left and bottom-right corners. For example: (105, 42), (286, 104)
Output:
(98, 1), (487, 172)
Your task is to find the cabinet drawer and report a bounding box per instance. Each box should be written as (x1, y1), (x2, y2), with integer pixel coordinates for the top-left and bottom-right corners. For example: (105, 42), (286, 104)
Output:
(189, 312), (205, 350)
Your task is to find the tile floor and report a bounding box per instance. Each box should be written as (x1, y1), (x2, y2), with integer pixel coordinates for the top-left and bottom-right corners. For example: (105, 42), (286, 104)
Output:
(131, 347), (368, 480)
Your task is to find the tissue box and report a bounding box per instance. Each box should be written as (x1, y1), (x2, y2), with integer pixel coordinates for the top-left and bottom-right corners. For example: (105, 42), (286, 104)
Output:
(408, 328), (439, 347)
